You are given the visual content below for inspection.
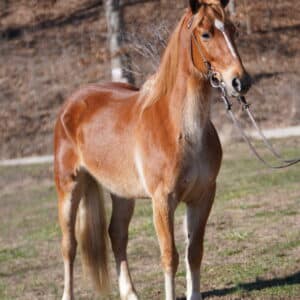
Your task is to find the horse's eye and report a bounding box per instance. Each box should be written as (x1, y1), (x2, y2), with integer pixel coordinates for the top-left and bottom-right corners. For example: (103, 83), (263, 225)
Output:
(201, 32), (211, 40)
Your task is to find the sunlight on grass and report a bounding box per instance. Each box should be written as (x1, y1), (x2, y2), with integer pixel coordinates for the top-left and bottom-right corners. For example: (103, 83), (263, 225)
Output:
(225, 231), (252, 242)
(217, 142), (300, 204)
(0, 139), (299, 299)
(0, 246), (37, 263)
(0, 283), (8, 300)
(28, 223), (60, 241)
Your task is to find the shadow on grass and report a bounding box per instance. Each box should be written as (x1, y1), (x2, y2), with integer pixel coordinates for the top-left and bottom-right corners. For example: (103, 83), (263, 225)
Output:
(203, 271), (300, 298)
(177, 271), (300, 299)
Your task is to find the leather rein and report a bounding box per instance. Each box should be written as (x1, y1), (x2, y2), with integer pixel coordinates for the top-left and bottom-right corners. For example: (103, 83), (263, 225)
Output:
(189, 19), (300, 169)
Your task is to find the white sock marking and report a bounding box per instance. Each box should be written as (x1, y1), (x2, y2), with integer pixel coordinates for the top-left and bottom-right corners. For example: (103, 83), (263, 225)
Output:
(164, 272), (175, 300)
(119, 261), (138, 300)
(62, 260), (72, 300)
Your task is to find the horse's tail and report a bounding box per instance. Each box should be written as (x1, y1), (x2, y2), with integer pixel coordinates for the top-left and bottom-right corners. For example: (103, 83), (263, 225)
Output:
(76, 173), (110, 293)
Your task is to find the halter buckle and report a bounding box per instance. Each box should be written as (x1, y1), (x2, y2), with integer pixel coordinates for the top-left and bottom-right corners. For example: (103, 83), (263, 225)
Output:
(187, 16), (194, 29)
(209, 71), (222, 88)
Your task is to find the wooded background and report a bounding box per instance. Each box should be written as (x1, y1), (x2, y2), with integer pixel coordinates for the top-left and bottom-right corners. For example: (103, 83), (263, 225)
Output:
(0, 0), (299, 158)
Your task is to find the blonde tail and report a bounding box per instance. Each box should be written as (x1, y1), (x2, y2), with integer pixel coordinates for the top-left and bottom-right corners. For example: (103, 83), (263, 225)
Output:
(76, 173), (110, 293)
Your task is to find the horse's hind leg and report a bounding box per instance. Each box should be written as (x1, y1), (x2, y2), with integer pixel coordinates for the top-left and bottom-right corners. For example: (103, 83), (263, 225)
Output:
(109, 195), (138, 300)
(57, 173), (83, 300)
(185, 184), (216, 300)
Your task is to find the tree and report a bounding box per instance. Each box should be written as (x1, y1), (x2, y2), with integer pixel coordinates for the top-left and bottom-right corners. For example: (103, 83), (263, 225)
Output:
(105, 0), (135, 84)
(228, 0), (236, 16)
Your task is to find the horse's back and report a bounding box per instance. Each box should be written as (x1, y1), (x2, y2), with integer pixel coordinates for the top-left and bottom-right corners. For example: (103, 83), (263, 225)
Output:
(54, 81), (145, 197)
(56, 81), (140, 140)
(64, 82), (139, 107)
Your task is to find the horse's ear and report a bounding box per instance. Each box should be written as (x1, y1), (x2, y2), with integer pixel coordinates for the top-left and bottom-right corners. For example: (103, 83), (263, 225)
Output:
(220, 0), (230, 7)
(189, 0), (201, 14)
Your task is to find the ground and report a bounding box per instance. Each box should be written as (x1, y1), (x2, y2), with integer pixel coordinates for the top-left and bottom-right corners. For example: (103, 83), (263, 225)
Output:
(0, 138), (299, 299)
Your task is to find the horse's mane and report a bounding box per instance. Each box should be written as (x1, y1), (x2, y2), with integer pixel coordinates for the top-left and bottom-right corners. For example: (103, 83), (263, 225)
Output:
(139, 1), (225, 110)
(139, 15), (186, 110)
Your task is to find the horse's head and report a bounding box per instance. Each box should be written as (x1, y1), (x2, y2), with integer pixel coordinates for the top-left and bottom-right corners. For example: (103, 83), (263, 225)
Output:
(189, 0), (251, 96)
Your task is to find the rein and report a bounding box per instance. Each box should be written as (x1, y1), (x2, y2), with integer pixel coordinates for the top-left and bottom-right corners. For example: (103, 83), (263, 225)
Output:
(209, 75), (300, 169)
(189, 20), (300, 169)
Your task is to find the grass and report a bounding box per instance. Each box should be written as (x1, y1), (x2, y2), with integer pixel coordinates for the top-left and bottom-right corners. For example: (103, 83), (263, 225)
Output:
(225, 230), (252, 242)
(0, 283), (9, 300)
(0, 246), (37, 263)
(0, 138), (299, 299)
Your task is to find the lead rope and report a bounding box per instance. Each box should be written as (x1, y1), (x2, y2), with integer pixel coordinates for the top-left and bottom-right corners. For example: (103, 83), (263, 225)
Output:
(237, 96), (300, 165)
(189, 22), (300, 168)
(210, 76), (300, 169)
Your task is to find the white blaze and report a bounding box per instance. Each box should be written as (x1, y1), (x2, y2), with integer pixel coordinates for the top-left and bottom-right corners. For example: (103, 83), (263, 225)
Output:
(214, 19), (237, 58)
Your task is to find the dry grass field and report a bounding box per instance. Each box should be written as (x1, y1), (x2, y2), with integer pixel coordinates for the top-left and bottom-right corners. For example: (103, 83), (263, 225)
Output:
(1, 1), (299, 299)
(0, 138), (299, 299)
(1, 0), (300, 159)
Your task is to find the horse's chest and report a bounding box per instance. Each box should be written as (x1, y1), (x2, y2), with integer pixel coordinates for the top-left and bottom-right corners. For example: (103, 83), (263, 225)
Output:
(178, 134), (220, 201)
(179, 91), (220, 193)
(177, 150), (208, 200)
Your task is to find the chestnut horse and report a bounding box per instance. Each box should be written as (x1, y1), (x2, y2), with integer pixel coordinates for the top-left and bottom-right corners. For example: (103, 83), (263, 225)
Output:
(54, 0), (251, 299)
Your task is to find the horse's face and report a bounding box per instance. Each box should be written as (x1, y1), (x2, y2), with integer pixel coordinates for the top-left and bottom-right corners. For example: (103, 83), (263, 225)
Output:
(190, 0), (251, 96)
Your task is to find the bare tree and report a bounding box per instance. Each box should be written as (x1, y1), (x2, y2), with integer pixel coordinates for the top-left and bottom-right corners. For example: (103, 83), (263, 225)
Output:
(228, 0), (236, 16)
(105, 0), (135, 84)
(291, 80), (300, 123)
(243, 0), (252, 34)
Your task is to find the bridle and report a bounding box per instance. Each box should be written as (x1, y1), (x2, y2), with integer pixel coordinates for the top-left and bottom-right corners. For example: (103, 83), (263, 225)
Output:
(210, 77), (300, 169)
(189, 17), (300, 169)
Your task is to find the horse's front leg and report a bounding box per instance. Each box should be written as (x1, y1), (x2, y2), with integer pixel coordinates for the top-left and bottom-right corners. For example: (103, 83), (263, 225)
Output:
(185, 183), (216, 300)
(152, 191), (179, 300)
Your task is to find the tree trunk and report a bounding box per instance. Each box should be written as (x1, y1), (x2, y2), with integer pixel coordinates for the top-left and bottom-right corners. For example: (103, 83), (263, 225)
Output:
(291, 80), (300, 123)
(228, 0), (236, 16)
(242, 0), (252, 34)
(105, 0), (134, 84)
(246, 14), (252, 35)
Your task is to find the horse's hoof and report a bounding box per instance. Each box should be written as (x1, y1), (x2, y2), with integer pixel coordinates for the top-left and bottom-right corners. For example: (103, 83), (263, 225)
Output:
(189, 293), (203, 300)
(177, 293), (203, 300)
(126, 292), (139, 300)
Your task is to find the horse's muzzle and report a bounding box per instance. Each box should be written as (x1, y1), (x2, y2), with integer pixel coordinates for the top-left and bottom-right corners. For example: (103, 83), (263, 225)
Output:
(232, 73), (252, 94)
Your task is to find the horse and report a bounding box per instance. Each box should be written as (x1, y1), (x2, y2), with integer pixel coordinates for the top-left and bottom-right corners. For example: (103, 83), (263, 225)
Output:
(54, 0), (251, 299)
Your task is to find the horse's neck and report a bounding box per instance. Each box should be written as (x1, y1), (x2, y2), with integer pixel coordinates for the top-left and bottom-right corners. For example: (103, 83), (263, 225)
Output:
(181, 75), (211, 146)
(156, 70), (212, 147)
(147, 18), (212, 146)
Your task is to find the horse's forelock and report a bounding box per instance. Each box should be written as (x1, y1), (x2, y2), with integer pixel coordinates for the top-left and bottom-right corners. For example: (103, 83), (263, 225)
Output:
(191, 0), (226, 20)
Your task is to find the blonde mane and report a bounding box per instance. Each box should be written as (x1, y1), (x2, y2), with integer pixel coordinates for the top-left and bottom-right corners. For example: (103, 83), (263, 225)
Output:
(139, 15), (186, 109)
(139, 1), (225, 110)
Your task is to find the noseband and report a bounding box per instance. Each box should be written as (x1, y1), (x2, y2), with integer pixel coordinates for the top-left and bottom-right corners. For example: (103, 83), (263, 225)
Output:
(188, 17), (300, 169)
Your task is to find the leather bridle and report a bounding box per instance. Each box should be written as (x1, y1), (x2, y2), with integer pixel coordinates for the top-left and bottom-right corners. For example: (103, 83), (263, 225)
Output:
(189, 17), (300, 169)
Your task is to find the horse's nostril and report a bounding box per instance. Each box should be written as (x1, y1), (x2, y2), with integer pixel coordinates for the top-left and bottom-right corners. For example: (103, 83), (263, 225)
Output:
(232, 74), (252, 94)
(232, 78), (242, 92)
(244, 73), (252, 91)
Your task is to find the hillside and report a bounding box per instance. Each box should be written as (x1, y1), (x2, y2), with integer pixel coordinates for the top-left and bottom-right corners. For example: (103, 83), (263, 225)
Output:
(0, 0), (299, 158)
